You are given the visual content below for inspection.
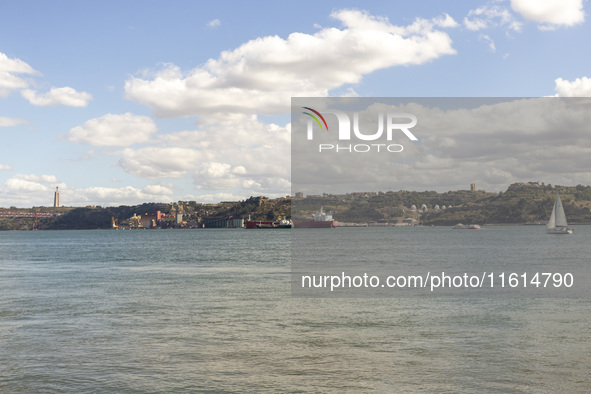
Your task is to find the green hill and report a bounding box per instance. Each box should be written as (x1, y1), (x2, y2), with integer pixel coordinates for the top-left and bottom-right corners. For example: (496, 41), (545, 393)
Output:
(293, 183), (591, 225)
(2, 182), (591, 230)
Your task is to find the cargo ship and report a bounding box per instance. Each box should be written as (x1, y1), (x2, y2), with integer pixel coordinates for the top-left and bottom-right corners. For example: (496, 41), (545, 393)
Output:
(245, 219), (292, 229)
(293, 207), (338, 228)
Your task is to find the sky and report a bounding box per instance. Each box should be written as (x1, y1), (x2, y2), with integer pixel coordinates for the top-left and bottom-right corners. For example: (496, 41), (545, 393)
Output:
(291, 97), (591, 195)
(1, 0), (591, 207)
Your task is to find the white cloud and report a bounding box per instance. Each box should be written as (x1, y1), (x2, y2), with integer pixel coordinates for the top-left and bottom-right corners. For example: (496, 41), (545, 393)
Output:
(338, 87), (360, 97)
(193, 162), (258, 190)
(3, 174), (59, 196)
(125, 9), (457, 117)
(118, 146), (205, 178)
(117, 114), (291, 197)
(554, 77), (591, 96)
(81, 185), (172, 204)
(464, 5), (523, 32)
(1, 51), (92, 108)
(0, 173), (176, 207)
(0, 52), (36, 74)
(207, 19), (221, 28)
(432, 13), (459, 28)
(13, 173), (59, 184)
(0, 164), (13, 171)
(480, 34), (496, 52)
(142, 184), (173, 195)
(166, 114), (290, 175)
(0, 51), (37, 97)
(0, 117), (28, 127)
(66, 113), (157, 146)
(511, 0), (584, 28)
(5, 178), (50, 193)
(199, 162), (232, 178)
(21, 86), (92, 107)
(181, 192), (254, 204)
(232, 165), (247, 175)
(464, 17), (488, 31)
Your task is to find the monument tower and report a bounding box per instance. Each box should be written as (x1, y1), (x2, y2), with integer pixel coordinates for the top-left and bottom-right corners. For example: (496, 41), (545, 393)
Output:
(53, 187), (60, 208)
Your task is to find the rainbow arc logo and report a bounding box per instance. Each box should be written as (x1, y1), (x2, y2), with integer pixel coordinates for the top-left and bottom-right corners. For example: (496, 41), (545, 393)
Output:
(302, 107), (328, 131)
(300, 105), (418, 146)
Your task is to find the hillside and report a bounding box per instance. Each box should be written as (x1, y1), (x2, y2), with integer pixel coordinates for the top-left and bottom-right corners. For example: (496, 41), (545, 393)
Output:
(293, 183), (591, 225)
(0, 198), (292, 230)
(2, 182), (591, 230)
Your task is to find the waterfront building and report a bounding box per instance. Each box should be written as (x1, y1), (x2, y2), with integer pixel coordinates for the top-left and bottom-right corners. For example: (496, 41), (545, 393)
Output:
(141, 211), (162, 228)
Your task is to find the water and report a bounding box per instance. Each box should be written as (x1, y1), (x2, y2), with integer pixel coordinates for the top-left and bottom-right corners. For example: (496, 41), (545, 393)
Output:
(292, 225), (591, 297)
(1, 228), (590, 392)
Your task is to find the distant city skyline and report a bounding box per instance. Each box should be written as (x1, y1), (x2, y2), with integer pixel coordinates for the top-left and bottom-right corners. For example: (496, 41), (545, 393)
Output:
(1, 1), (590, 207)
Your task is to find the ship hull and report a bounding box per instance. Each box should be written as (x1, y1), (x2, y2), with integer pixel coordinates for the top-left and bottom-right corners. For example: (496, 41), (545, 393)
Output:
(245, 221), (292, 229)
(256, 224), (292, 229)
(293, 221), (338, 228)
(546, 227), (573, 234)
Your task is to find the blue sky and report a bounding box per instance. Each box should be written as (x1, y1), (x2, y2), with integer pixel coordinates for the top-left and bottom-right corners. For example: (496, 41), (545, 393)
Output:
(1, 0), (590, 207)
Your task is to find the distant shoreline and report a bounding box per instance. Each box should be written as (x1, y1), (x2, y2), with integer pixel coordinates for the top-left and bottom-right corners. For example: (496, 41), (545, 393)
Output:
(3, 223), (591, 232)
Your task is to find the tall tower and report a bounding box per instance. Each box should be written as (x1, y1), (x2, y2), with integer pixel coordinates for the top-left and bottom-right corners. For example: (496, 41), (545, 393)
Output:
(470, 183), (476, 192)
(53, 187), (61, 208)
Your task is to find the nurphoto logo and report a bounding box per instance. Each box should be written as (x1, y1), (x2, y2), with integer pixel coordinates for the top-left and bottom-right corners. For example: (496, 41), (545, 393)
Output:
(302, 106), (418, 153)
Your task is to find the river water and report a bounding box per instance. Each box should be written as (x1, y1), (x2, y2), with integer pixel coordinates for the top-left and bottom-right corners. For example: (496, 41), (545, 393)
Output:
(1, 228), (589, 392)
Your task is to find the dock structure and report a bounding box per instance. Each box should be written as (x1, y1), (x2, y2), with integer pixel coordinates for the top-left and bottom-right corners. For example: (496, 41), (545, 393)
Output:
(202, 216), (244, 228)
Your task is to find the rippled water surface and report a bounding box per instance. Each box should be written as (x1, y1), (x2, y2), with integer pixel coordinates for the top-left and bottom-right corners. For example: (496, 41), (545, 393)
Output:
(1, 228), (590, 392)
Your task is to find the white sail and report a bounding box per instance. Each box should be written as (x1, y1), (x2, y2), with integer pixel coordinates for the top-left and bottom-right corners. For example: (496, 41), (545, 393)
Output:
(554, 193), (568, 227)
(546, 202), (556, 229)
(546, 192), (572, 234)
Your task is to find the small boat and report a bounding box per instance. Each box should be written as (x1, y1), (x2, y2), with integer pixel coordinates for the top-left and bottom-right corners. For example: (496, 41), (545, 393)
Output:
(452, 223), (481, 229)
(546, 192), (573, 234)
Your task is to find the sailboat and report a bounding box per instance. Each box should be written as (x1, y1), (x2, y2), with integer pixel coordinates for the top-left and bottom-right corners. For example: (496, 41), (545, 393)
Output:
(546, 192), (573, 234)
